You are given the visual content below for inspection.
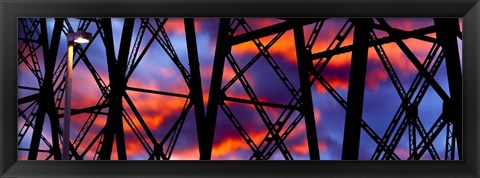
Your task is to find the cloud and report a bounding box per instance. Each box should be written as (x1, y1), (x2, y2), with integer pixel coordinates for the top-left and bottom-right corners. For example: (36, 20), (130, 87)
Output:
(123, 89), (188, 131)
(211, 137), (251, 159)
(170, 146), (200, 160)
(291, 139), (329, 155)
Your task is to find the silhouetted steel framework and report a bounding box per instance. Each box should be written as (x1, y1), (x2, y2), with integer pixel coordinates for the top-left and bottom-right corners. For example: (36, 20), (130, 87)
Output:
(17, 18), (462, 160)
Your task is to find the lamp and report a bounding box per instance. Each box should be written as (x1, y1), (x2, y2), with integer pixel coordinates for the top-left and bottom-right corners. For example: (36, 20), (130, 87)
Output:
(62, 28), (92, 160)
(68, 30), (93, 44)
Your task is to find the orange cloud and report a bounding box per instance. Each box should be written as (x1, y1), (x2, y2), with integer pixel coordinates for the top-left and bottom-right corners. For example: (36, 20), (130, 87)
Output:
(121, 76), (190, 133)
(291, 139), (329, 155)
(314, 108), (322, 124)
(311, 29), (355, 58)
(71, 67), (104, 109)
(123, 90), (188, 131)
(365, 67), (388, 90)
(231, 30), (298, 64)
(77, 133), (148, 160)
(211, 137), (251, 159)
(244, 18), (285, 30)
(233, 18), (285, 36)
(210, 124), (293, 159)
(313, 75), (349, 94)
(170, 146), (200, 160)
(74, 127), (104, 159)
(124, 136), (148, 157)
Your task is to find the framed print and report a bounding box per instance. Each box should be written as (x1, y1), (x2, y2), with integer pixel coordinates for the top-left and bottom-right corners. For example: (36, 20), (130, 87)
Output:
(1, 0), (479, 177)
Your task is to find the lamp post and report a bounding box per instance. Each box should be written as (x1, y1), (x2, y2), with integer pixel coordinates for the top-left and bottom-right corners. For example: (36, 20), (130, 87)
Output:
(63, 28), (92, 160)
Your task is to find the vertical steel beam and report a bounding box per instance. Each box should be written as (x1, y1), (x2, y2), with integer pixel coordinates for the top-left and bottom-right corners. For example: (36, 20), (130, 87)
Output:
(28, 110), (45, 160)
(116, 18), (135, 160)
(98, 18), (117, 160)
(98, 18), (116, 160)
(184, 18), (208, 160)
(45, 18), (64, 160)
(434, 18), (462, 159)
(204, 18), (231, 160)
(406, 105), (418, 158)
(342, 18), (373, 160)
(293, 24), (320, 160)
(98, 18), (134, 160)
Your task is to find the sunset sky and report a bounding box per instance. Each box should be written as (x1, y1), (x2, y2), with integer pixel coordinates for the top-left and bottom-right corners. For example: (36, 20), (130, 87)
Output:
(17, 18), (462, 160)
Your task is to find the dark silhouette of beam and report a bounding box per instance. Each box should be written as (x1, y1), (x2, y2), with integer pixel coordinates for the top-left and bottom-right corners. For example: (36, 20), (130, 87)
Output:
(376, 18), (450, 101)
(372, 23), (436, 43)
(18, 85), (40, 91)
(18, 93), (40, 105)
(98, 18), (134, 160)
(434, 18), (462, 160)
(115, 18), (135, 160)
(231, 18), (323, 45)
(123, 93), (167, 160)
(28, 108), (45, 160)
(204, 18), (231, 160)
(184, 18), (208, 160)
(57, 104), (108, 117)
(342, 18), (373, 160)
(371, 43), (443, 160)
(294, 24), (320, 160)
(126, 86), (189, 98)
(44, 18), (64, 160)
(98, 18), (118, 160)
(99, 18), (116, 160)
(223, 96), (297, 110)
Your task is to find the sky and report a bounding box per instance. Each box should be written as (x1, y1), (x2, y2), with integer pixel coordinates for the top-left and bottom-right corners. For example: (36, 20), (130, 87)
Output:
(17, 18), (462, 160)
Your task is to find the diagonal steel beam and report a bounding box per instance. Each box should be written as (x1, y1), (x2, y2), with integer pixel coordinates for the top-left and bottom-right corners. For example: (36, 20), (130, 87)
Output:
(372, 23), (436, 43)
(184, 18), (208, 160)
(376, 18), (449, 101)
(204, 18), (231, 160)
(18, 93), (40, 105)
(231, 18), (325, 45)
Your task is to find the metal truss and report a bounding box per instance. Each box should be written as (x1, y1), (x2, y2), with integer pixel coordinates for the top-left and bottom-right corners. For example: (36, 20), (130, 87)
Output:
(17, 18), (462, 160)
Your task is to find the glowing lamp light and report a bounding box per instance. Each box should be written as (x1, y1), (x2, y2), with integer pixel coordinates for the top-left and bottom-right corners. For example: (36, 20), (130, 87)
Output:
(73, 37), (91, 44)
(67, 30), (92, 44)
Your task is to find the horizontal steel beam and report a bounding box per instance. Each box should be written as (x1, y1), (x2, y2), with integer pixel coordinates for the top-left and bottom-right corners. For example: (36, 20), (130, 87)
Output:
(223, 96), (298, 110)
(18, 93), (40, 105)
(311, 26), (436, 60)
(18, 85), (40, 91)
(57, 104), (109, 117)
(126, 86), (189, 98)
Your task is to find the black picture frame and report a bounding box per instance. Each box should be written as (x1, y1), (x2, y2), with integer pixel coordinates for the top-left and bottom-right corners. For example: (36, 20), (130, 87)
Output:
(1, 0), (479, 177)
